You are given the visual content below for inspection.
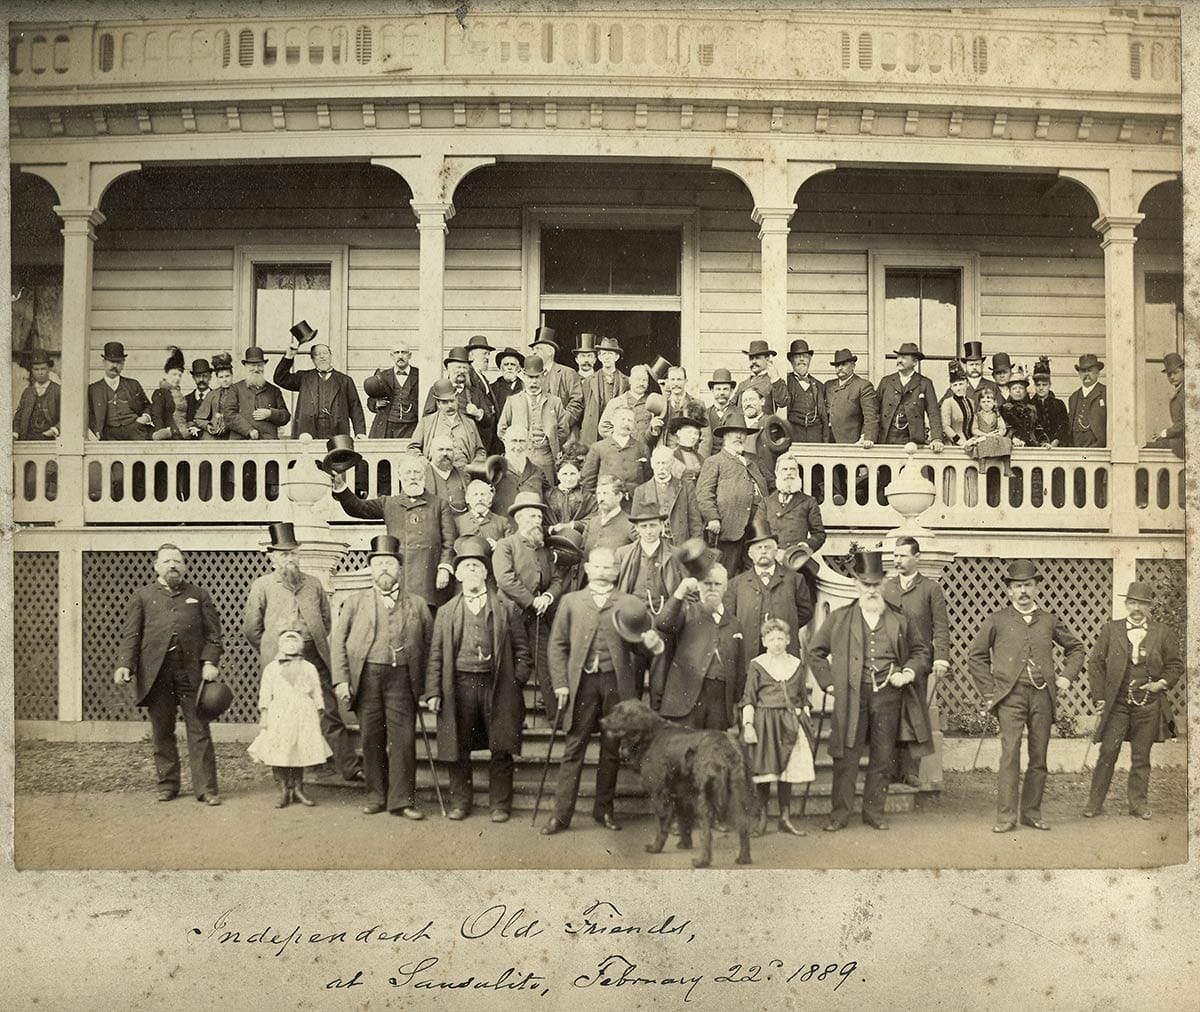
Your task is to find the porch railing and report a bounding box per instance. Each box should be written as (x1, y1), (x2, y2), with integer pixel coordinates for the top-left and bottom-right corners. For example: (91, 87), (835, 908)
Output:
(11, 441), (1185, 535)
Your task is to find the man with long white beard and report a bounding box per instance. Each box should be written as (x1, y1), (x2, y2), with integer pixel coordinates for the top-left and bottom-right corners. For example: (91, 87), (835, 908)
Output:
(229, 346), (290, 439)
(764, 454), (825, 601)
(454, 479), (513, 547)
(491, 424), (550, 517)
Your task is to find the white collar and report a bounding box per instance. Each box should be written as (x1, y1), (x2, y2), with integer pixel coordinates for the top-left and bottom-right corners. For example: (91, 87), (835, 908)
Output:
(104, 375), (121, 390)
(611, 433), (631, 448)
(899, 572), (918, 590)
(640, 540), (662, 557)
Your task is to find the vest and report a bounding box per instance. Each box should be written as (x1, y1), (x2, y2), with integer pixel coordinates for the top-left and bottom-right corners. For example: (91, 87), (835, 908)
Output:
(104, 382), (139, 430)
(366, 592), (410, 666)
(861, 613), (898, 684)
(456, 602), (493, 673)
(584, 598), (620, 674)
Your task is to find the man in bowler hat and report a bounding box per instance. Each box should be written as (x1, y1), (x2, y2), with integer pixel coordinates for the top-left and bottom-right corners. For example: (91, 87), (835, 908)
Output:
(1083, 581), (1183, 821)
(88, 341), (152, 440)
(824, 348), (878, 446)
(1067, 353), (1107, 448)
(809, 550), (931, 832)
(1148, 352), (1185, 459)
(13, 348), (60, 441)
(411, 377), (487, 469)
(231, 346), (291, 439)
(968, 560), (1085, 832)
(114, 544), (224, 804)
(184, 358), (212, 435)
(727, 516), (814, 660)
(497, 355), (571, 482)
(702, 368), (745, 457)
(772, 339), (830, 444)
(332, 535), (432, 818)
(580, 336), (630, 445)
(876, 343), (945, 449)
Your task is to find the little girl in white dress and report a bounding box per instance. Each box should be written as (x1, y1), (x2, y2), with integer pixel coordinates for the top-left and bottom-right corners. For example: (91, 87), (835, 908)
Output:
(248, 628), (332, 808)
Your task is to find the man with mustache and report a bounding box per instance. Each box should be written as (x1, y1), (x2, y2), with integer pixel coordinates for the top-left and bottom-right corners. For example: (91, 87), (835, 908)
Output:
(425, 435), (470, 513)
(702, 368), (745, 458)
(696, 420), (769, 576)
(13, 348), (60, 442)
(184, 358), (212, 438)
(771, 339), (829, 444)
(631, 444), (703, 546)
(275, 337), (366, 440)
(580, 336), (629, 445)
(581, 403), (651, 502)
(497, 355), (570, 484)
(454, 479), (513, 547)
(87, 341), (152, 441)
(410, 378), (486, 470)
(968, 560), (1085, 833)
(490, 424), (550, 517)
(230, 347), (291, 440)
(490, 346), (525, 425)
(733, 339), (780, 414)
(365, 340), (420, 439)
(113, 545), (224, 804)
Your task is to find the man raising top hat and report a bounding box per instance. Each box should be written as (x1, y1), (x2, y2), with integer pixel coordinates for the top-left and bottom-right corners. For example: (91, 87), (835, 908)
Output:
(876, 342), (944, 450)
(275, 329), (366, 440)
(88, 341), (153, 441)
(967, 560), (1085, 833)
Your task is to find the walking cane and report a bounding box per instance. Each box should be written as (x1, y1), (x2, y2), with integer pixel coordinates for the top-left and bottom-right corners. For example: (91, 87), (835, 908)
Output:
(971, 712), (990, 772)
(798, 704), (827, 818)
(1080, 739), (1093, 773)
(415, 705), (447, 818)
(532, 704), (564, 827)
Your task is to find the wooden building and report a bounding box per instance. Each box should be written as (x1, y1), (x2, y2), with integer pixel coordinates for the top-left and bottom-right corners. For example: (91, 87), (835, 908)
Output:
(8, 8), (1185, 733)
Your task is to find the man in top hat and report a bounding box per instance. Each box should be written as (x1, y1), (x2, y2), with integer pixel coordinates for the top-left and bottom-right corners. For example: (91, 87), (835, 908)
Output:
(88, 341), (152, 441)
(243, 523), (362, 783)
(491, 424), (551, 517)
(455, 478), (514, 546)
(1148, 352), (1185, 459)
(824, 349), (879, 446)
(1083, 581), (1183, 821)
(463, 335), (501, 453)
(809, 550), (932, 832)
(13, 348), (60, 441)
(632, 444), (703, 546)
(529, 326), (585, 439)
(274, 334), (365, 440)
(727, 516), (814, 660)
(330, 452), (457, 607)
(1070, 355), (1104, 451)
(990, 352), (1014, 403)
(423, 536), (533, 822)
(615, 500), (684, 618)
(332, 534), (433, 818)
(702, 368), (746, 457)
(497, 355), (570, 483)
(883, 536), (949, 788)
(573, 332), (598, 380)
(1030, 357), (1069, 448)
(421, 347), (480, 422)
(365, 339), (421, 439)
(696, 419), (770, 576)
(967, 559), (1085, 832)
(940, 360), (974, 446)
(184, 358), (212, 435)
(876, 343), (944, 450)
(771, 339), (830, 444)
(659, 365), (707, 447)
(113, 544), (224, 804)
(597, 364), (659, 441)
(410, 378), (486, 469)
(231, 347), (291, 440)
(491, 347), (525, 429)
(580, 336), (630, 445)
(540, 546), (666, 835)
(733, 339), (780, 415)
(425, 434), (470, 513)
(653, 560), (745, 731)
(581, 403), (651, 502)
(961, 342), (1001, 409)
(493, 491), (563, 724)
(580, 474), (639, 555)
(764, 454), (825, 601)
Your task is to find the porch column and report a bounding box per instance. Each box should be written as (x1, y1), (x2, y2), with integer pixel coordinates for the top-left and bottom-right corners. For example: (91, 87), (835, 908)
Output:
(1093, 213), (1144, 537)
(53, 204), (106, 528)
(752, 204), (796, 347)
(411, 200), (455, 383)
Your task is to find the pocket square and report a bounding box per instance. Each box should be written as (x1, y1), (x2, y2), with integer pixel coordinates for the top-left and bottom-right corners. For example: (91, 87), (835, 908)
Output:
(186, 597), (200, 604)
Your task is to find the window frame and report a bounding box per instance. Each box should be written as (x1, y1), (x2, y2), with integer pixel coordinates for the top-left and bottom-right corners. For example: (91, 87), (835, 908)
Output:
(867, 249), (979, 385)
(1135, 255), (1183, 445)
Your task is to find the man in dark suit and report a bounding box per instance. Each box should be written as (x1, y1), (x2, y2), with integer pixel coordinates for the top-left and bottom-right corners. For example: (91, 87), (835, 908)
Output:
(1083, 582), (1183, 821)
(876, 343), (945, 449)
(183, 358), (211, 436)
(529, 327), (585, 441)
(540, 547), (665, 835)
(490, 347), (525, 436)
(230, 347), (291, 440)
(580, 402), (651, 501)
(13, 348), (60, 441)
(733, 339), (780, 414)
(809, 551), (931, 832)
(491, 425), (551, 516)
(113, 544), (224, 804)
(824, 348), (878, 446)
(701, 368), (745, 457)
(1067, 354), (1107, 448)
(727, 517), (814, 660)
(771, 339), (830, 444)
(365, 342), (420, 439)
(1147, 352), (1185, 459)
(763, 454), (825, 601)
(968, 559), (1086, 833)
(614, 501), (684, 617)
(332, 535), (433, 818)
(274, 337), (366, 439)
(961, 341), (1001, 409)
(330, 453), (456, 607)
(580, 336), (630, 445)
(659, 365), (707, 448)
(88, 341), (152, 440)
(653, 562), (745, 730)
(696, 421), (769, 576)
(632, 445), (703, 546)
(464, 334), (501, 453)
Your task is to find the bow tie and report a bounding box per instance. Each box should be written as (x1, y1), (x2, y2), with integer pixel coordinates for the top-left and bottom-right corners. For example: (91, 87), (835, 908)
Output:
(756, 567), (774, 579)
(381, 589), (399, 602)
(396, 370), (409, 381)
(464, 592), (488, 605)
(1127, 621), (1147, 630)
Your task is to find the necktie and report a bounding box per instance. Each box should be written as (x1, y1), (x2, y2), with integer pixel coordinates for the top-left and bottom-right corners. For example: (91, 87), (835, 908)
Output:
(382, 590), (398, 610)
(318, 371), (332, 380)
(464, 593), (487, 614)
(1127, 622), (1147, 661)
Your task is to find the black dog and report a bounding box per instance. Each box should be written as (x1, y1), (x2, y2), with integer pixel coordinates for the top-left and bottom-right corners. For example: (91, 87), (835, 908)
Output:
(601, 699), (755, 867)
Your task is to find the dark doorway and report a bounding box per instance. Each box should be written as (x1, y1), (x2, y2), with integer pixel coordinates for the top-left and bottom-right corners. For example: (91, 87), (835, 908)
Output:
(541, 310), (680, 371)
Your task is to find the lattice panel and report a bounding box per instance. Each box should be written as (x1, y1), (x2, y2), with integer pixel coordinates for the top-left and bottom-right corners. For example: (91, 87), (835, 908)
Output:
(13, 552), (59, 720)
(1135, 558), (1187, 725)
(335, 550), (369, 574)
(937, 557), (1113, 720)
(82, 551), (272, 723)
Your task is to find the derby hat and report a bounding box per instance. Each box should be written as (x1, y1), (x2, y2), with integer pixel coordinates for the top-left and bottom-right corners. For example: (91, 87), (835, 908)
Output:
(190, 358), (212, 376)
(290, 320), (318, 344)
(266, 522), (301, 551)
(644, 392), (666, 418)
(453, 535), (492, 567)
(962, 341), (985, 362)
(547, 527), (586, 567)
(674, 538), (717, 580)
(831, 348), (857, 366)
(595, 336), (623, 355)
(507, 490), (552, 518)
(465, 334), (494, 353)
(443, 346), (470, 366)
(708, 368), (735, 389)
(522, 354), (546, 377)
(761, 415), (793, 455)
(712, 421), (758, 439)
(947, 360), (967, 382)
(648, 355), (673, 384)
(101, 341), (127, 361)
(531, 326), (558, 350)
(745, 513), (778, 547)
(667, 414), (704, 436)
(430, 378), (458, 401)
(744, 339), (777, 359)
(574, 332), (597, 353)
(367, 534), (403, 560)
(893, 342), (923, 359)
(195, 679), (234, 721)
(1123, 581), (1155, 605)
(787, 339), (814, 358)
(1162, 352), (1184, 373)
(495, 346), (525, 368)
(627, 501), (667, 523)
(27, 348), (53, 367)
(991, 352), (1013, 374)
(612, 598), (653, 643)
(320, 434), (363, 474)
(1074, 353), (1104, 373)
(242, 346), (268, 365)
(465, 454), (508, 485)
(852, 550), (887, 584)
(1002, 558), (1042, 584)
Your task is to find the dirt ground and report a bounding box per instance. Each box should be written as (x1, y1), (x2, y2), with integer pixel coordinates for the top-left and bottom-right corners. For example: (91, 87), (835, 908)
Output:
(13, 740), (1188, 871)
